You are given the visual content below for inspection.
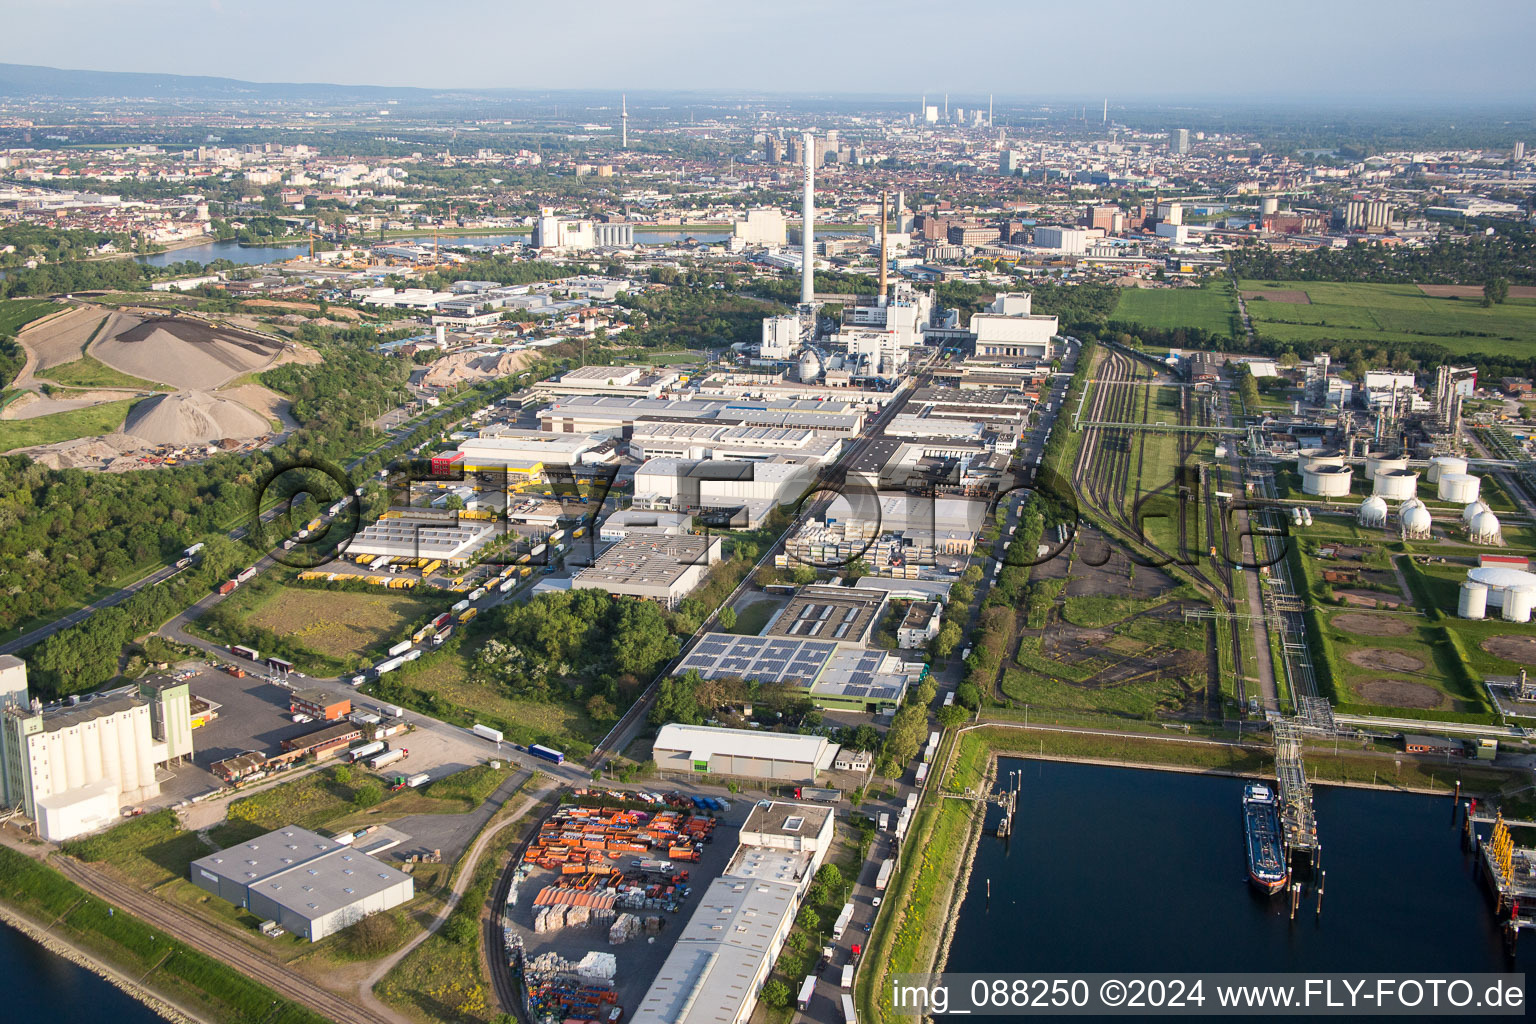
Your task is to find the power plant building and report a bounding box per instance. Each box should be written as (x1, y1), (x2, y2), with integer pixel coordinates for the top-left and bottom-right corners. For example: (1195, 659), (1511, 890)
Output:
(968, 293), (1059, 360)
(733, 209), (788, 247)
(189, 826), (414, 942)
(0, 665), (194, 842)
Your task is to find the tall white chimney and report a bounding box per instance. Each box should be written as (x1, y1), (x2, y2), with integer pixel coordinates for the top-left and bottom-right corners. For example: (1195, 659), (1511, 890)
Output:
(801, 130), (815, 306)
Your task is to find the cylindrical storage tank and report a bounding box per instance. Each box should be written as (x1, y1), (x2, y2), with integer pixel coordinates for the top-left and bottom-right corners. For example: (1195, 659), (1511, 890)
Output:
(1373, 469), (1418, 500)
(1358, 496), (1388, 527)
(1462, 499), (1490, 526)
(1426, 456), (1468, 484)
(1297, 448), (1345, 469)
(1438, 473), (1480, 503)
(1470, 510), (1502, 544)
(1365, 453), (1408, 478)
(1503, 585), (1536, 623)
(1459, 580), (1489, 620)
(1401, 504), (1433, 538)
(1302, 464), (1352, 497)
(1262, 197), (1280, 216)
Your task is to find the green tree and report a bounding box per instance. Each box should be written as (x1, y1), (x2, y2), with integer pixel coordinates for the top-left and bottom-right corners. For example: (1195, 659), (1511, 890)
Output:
(333, 764), (352, 786)
(353, 781), (383, 808)
(937, 704), (967, 729)
(1485, 277), (1510, 305)
(761, 979), (792, 1009)
(796, 904), (820, 930)
(718, 606), (737, 631)
(955, 682), (981, 709)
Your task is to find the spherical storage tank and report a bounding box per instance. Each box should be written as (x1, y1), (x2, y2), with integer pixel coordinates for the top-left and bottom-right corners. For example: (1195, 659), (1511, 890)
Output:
(1458, 580), (1488, 620)
(1301, 463), (1352, 497)
(1357, 496), (1389, 527)
(1401, 503), (1433, 538)
(1437, 472), (1481, 504)
(1505, 585), (1536, 624)
(1427, 456), (1468, 484)
(1365, 453), (1408, 478)
(1470, 510), (1502, 544)
(1462, 500), (1490, 526)
(1373, 469), (1418, 501)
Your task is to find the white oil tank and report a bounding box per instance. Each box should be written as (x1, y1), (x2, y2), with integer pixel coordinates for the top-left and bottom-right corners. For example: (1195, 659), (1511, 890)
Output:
(1373, 469), (1418, 500)
(1401, 503), (1433, 539)
(1297, 448), (1345, 469)
(1426, 455), (1468, 484)
(1302, 463), (1353, 497)
(1459, 580), (1489, 620)
(1504, 584), (1536, 623)
(1438, 473), (1481, 504)
(1470, 509), (1502, 544)
(1358, 496), (1388, 527)
(1366, 453), (1409, 478)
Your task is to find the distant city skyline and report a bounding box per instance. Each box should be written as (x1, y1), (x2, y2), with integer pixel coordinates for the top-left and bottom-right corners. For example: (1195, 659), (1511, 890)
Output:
(1, 0), (1533, 103)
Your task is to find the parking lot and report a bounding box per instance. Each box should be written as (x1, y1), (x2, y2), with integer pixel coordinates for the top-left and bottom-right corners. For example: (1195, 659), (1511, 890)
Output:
(505, 794), (751, 1018)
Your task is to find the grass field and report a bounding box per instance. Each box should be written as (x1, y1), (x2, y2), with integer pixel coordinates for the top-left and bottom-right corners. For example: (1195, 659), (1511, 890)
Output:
(236, 584), (441, 665)
(36, 353), (167, 390)
(1111, 282), (1241, 339)
(1238, 280), (1536, 356)
(0, 298), (60, 335)
(0, 396), (140, 450)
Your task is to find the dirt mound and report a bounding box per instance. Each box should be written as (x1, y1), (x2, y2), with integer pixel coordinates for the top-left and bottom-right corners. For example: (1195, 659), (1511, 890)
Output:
(1354, 679), (1444, 709)
(21, 432), (150, 471)
(1, 389), (133, 421)
(1242, 289), (1310, 304)
(16, 305), (100, 370)
(1480, 634), (1536, 666)
(1331, 612), (1411, 636)
(422, 349), (536, 387)
(122, 389), (271, 445)
(1346, 648), (1425, 673)
(90, 313), (288, 389)
(217, 383), (295, 432)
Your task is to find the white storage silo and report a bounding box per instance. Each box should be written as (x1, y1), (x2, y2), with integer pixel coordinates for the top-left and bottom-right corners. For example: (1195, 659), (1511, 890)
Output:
(1470, 509), (1502, 544)
(1401, 503), (1433, 539)
(1297, 448), (1345, 468)
(1302, 463), (1353, 497)
(1438, 473), (1481, 503)
(1373, 469), (1418, 500)
(1504, 585), (1536, 623)
(1459, 580), (1489, 620)
(1366, 453), (1408, 478)
(1426, 456), (1468, 484)
(1358, 496), (1389, 527)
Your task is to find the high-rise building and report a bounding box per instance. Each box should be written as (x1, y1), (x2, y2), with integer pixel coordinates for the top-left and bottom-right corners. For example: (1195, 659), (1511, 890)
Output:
(1514, 141), (1526, 161)
(999, 150), (1024, 175)
(733, 208), (787, 247)
(1084, 205), (1119, 232)
(1170, 128), (1190, 155)
(766, 135), (784, 164)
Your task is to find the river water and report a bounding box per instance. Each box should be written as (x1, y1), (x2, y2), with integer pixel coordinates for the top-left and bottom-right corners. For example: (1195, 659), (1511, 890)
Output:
(946, 759), (1535, 976)
(133, 230), (730, 268)
(0, 921), (167, 1023)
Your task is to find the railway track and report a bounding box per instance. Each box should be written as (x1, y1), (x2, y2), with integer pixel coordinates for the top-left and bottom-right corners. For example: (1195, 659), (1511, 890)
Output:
(53, 855), (384, 1024)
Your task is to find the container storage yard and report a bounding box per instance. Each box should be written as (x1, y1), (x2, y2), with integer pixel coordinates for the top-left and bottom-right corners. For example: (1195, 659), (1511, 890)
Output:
(503, 791), (750, 1024)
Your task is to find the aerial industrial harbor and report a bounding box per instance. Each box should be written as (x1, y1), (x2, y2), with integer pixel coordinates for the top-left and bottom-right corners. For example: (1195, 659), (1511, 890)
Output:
(0, 3), (1534, 1021)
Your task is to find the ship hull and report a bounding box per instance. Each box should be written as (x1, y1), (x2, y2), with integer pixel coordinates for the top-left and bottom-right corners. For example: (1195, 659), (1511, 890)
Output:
(1243, 784), (1289, 896)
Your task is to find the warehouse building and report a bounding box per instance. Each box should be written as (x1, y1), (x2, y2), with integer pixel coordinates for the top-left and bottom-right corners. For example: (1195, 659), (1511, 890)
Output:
(633, 802), (831, 1024)
(597, 508), (692, 542)
(0, 666), (193, 842)
(569, 534), (722, 608)
(652, 724), (838, 783)
(342, 516), (495, 566)
(538, 395), (864, 436)
(765, 586), (885, 647)
(674, 634), (917, 712)
(189, 826), (414, 942)
(633, 457), (815, 518)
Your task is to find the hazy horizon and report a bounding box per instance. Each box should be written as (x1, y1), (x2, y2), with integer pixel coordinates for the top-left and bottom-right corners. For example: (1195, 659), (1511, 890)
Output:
(1, 0), (1532, 104)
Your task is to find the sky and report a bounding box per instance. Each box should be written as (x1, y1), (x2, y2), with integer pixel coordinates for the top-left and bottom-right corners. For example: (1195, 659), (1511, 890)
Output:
(1, 0), (1533, 103)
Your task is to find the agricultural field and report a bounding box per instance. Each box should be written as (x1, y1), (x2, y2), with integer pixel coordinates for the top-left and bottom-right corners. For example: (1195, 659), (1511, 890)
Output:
(1111, 282), (1241, 338)
(1237, 280), (1536, 356)
(226, 582), (443, 670)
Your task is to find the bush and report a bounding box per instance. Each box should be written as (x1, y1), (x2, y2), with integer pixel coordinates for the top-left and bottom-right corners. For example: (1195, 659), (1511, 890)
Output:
(761, 979), (792, 1009)
(353, 781), (383, 808)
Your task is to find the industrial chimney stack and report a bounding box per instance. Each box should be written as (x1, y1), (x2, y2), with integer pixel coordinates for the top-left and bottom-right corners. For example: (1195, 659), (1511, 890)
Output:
(801, 131), (815, 306)
(878, 191), (889, 302)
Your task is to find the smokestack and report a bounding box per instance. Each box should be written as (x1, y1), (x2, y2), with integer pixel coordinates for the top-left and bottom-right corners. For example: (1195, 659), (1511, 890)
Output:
(988, 94), (993, 126)
(896, 189), (904, 231)
(801, 131), (815, 306)
(621, 94), (628, 149)
(878, 191), (889, 302)
(1102, 98), (1107, 124)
